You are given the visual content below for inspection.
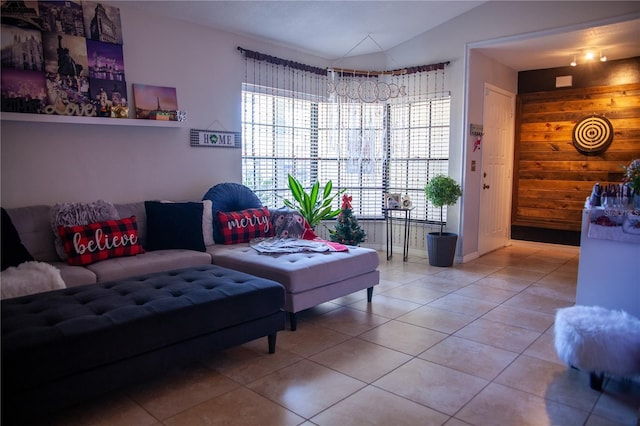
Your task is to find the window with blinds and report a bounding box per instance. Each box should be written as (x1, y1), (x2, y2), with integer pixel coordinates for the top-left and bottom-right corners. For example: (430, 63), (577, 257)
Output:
(242, 85), (450, 223)
(241, 87), (315, 208)
(240, 51), (450, 225)
(387, 96), (451, 223)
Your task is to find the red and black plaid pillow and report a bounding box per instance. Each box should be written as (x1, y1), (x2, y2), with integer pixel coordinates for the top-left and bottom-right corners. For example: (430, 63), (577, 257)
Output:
(57, 216), (145, 266)
(217, 207), (273, 244)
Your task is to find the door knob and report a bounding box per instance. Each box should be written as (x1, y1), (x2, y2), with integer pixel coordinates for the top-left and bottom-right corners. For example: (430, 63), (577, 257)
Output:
(483, 184), (490, 189)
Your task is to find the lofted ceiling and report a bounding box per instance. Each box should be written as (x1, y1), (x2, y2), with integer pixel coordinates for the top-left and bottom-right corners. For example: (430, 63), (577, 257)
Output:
(125, 1), (640, 72)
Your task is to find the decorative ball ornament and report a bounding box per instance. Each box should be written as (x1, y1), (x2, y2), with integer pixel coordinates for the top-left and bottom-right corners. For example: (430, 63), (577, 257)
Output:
(377, 82), (391, 101)
(335, 82), (348, 96)
(358, 80), (379, 103)
(326, 75), (407, 103)
(572, 114), (614, 156)
(347, 81), (360, 100)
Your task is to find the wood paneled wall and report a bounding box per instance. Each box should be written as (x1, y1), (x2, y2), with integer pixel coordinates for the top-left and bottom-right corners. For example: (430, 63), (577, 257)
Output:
(512, 82), (640, 231)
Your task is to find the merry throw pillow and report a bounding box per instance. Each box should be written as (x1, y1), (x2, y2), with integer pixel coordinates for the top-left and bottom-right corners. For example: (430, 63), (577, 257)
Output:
(217, 207), (273, 244)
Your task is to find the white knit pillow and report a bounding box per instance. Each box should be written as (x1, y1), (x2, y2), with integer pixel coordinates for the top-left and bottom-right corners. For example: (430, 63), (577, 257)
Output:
(50, 200), (120, 260)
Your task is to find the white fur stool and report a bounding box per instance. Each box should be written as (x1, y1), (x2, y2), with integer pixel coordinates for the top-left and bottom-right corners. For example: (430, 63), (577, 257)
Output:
(554, 305), (640, 390)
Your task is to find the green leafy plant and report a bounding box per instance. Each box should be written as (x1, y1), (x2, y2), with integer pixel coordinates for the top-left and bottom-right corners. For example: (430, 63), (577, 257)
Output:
(284, 174), (346, 229)
(424, 175), (462, 235)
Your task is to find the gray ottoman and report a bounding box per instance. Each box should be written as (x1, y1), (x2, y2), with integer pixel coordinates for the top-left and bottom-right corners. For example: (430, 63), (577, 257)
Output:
(211, 244), (380, 330)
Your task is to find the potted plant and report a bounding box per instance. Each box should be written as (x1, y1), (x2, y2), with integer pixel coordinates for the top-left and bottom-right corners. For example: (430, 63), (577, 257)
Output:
(424, 175), (462, 266)
(283, 174), (346, 230)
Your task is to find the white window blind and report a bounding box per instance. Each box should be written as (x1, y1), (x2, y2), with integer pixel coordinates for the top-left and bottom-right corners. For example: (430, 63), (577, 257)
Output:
(388, 95), (451, 223)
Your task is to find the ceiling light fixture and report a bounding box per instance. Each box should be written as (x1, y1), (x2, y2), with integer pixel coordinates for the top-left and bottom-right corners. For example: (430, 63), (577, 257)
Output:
(570, 47), (609, 66)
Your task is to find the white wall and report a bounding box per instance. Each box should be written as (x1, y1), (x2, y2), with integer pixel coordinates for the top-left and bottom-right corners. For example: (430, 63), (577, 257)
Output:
(384, 1), (640, 259)
(2, 1), (639, 258)
(462, 50), (518, 259)
(0, 3), (331, 207)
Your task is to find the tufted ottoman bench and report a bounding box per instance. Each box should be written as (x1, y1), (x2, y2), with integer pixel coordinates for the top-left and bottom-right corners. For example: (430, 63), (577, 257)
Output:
(1, 265), (285, 422)
(210, 244), (380, 330)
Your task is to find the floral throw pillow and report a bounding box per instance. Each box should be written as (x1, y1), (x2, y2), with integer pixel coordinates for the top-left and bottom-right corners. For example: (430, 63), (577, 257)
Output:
(270, 207), (317, 240)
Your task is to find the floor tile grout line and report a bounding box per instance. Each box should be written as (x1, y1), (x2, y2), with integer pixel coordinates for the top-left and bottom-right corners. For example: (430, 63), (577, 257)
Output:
(51, 245), (640, 425)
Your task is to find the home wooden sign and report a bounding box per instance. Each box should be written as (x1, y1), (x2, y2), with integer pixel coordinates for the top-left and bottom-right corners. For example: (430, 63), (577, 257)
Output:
(190, 129), (241, 148)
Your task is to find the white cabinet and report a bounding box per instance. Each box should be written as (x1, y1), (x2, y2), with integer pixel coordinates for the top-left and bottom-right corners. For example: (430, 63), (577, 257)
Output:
(576, 208), (640, 317)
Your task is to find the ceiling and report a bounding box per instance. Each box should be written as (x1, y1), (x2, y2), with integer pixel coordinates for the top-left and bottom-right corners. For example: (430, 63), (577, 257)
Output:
(126, 1), (640, 71)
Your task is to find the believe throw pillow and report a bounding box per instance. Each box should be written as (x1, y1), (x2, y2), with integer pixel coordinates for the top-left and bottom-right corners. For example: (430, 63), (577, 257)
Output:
(50, 200), (120, 260)
(58, 216), (144, 266)
(217, 207), (273, 244)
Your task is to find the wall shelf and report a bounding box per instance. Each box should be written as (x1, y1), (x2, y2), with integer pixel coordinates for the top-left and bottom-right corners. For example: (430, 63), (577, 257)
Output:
(1, 112), (182, 127)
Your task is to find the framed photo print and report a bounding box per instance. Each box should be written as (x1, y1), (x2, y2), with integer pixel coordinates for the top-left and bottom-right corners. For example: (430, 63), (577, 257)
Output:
(386, 193), (401, 209)
(133, 84), (178, 120)
(1, 68), (47, 114)
(86, 39), (125, 81)
(82, 1), (123, 44)
(39, 0), (84, 37)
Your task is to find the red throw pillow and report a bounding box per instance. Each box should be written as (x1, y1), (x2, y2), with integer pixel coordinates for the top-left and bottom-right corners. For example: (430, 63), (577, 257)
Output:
(58, 216), (145, 266)
(217, 207), (273, 244)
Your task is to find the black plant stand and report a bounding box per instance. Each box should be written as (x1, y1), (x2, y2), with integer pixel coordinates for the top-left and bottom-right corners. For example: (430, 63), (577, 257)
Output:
(384, 208), (413, 261)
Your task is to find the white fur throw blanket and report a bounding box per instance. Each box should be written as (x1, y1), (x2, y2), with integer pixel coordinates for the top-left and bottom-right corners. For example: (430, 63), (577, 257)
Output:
(554, 305), (640, 376)
(1, 261), (66, 300)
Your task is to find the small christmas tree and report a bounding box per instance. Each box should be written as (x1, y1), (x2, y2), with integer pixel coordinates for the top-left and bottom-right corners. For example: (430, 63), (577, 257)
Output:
(330, 194), (366, 246)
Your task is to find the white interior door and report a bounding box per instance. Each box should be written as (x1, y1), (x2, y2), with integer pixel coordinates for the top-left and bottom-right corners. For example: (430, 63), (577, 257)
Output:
(478, 84), (515, 256)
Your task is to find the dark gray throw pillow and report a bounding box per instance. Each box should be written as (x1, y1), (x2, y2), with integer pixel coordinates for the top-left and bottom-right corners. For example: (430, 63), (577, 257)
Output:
(144, 201), (206, 252)
(1, 208), (34, 270)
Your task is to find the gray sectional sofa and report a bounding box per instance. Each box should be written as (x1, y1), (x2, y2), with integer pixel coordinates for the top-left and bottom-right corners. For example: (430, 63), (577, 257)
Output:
(1, 184), (380, 422)
(3, 184), (380, 327)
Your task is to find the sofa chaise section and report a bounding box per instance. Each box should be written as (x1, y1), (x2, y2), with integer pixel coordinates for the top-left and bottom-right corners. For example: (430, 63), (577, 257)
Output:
(210, 243), (380, 329)
(1, 265), (285, 423)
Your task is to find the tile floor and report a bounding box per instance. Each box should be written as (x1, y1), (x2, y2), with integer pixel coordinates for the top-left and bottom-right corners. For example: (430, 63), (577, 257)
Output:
(45, 242), (639, 426)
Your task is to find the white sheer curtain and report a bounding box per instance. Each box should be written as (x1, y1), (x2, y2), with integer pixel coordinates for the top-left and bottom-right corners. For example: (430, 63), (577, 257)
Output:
(240, 47), (450, 248)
